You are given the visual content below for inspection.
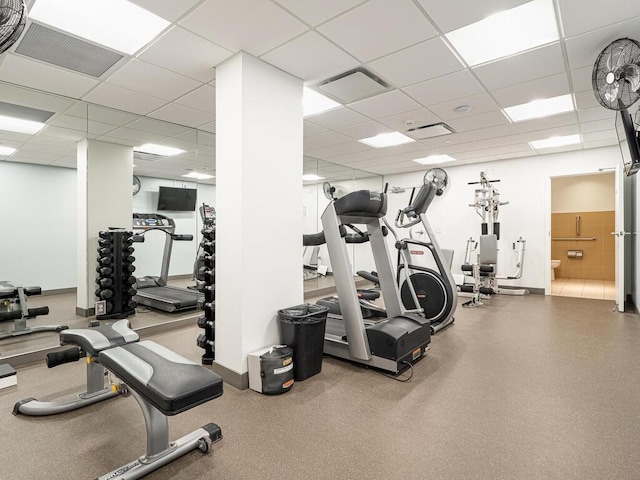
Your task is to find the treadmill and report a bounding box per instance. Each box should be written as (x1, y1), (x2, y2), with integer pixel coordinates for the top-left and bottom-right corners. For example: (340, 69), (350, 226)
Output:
(321, 190), (432, 374)
(133, 213), (203, 313)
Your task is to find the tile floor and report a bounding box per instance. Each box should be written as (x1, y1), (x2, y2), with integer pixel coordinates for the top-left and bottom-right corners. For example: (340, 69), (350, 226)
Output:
(551, 278), (616, 300)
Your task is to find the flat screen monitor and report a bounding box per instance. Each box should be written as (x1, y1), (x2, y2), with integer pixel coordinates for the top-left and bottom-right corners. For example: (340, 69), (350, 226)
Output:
(615, 107), (640, 176)
(157, 186), (197, 211)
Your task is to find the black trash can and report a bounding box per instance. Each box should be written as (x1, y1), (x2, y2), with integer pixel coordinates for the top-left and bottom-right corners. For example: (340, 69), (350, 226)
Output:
(278, 304), (329, 381)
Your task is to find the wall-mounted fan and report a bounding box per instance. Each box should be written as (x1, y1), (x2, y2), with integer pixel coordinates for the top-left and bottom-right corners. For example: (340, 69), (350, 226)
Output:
(322, 181), (335, 200)
(0, 0), (27, 55)
(424, 168), (448, 195)
(132, 175), (141, 196)
(592, 37), (640, 110)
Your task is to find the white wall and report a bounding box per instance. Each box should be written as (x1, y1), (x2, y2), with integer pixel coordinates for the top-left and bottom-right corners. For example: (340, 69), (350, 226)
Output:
(383, 146), (622, 290)
(551, 173), (615, 213)
(0, 162), (77, 290)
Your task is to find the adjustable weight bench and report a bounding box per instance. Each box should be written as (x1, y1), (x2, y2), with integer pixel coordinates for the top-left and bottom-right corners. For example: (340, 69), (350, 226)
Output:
(95, 340), (223, 480)
(14, 319), (140, 416)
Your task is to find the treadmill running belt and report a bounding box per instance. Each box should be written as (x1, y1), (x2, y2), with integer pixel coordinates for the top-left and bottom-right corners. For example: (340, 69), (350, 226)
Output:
(135, 286), (203, 313)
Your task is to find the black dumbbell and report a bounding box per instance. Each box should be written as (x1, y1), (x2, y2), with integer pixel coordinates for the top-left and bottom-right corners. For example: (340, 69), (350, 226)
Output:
(197, 316), (215, 329)
(96, 277), (113, 287)
(196, 334), (214, 349)
(97, 256), (112, 265)
(96, 266), (113, 276)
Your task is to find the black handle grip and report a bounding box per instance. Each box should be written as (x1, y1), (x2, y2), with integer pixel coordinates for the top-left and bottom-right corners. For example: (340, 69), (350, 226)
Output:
(172, 234), (194, 241)
(27, 306), (49, 317)
(46, 347), (81, 368)
(0, 289), (17, 299)
(23, 286), (42, 296)
(132, 234), (145, 243)
(0, 310), (22, 321)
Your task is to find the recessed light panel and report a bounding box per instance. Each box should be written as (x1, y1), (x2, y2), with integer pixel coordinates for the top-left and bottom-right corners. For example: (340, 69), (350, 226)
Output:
(529, 134), (581, 150)
(302, 174), (325, 181)
(29, 0), (170, 55)
(359, 132), (415, 148)
(446, 0), (559, 66)
(182, 172), (215, 180)
(303, 88), (341, 117)
(134, 144), (186, 156)
(0, 146), (17, 156)
(503, 94), (574, 122)
(0, 115), (46, 134)
(412, 154), (456, 165)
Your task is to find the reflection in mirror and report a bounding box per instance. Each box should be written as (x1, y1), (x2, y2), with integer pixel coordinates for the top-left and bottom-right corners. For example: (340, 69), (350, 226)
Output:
(0, 82), (215, 363)
(302, 156), (383, 296)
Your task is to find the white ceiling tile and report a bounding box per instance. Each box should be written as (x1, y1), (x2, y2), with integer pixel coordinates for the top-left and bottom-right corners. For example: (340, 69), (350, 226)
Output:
(492, 73), (570, 107)
(580, 118), (616, 134)
(369, 37), (463, 87)
(428, 92), (499, 120)
(48, 114), (118, 136)
(306, 107), (369, 130)
(349, 90), (420, 118)
(582, 130), (618, 142)
(128, 117), (191, 136)
(327, 140), (373, 154)
(261, 31), (359, 83)
(403, 70), (485, 107)
(175, 85), (216, 114)
(106, 59), (201, 101)
(317, 0), (437, 62)
(85, 105), (139, 126)
(180, 0), (307, 56)
(583, 138), (619, 148)
(564, 16), (640, 69)
(514, 111), (579, 133)
(40, 125), (86, 142)
(497, 151), (538, 160)
(138, 27), (231, 82)
(465, 123), (521, 141)
(377, 108), (441, 132)
(304, 121), (328, 137)
(574, 90), (599, 110)
(427, 140), (478, 155)
(105, 127), (164, 145)
(0, 54), (98, 99)
(273, 0), (366, 26)
(447, 110), (509, 132)
(83, 84), (167, 115)
(304, 147), (342, 159)
(417, 0), (531, 32)
(559, 0), (640, 38)
(473, 43), (565, 90)
(336, 121), (392, 139)
(129, 0), (201, 21)
(199, 121), (216, 133)
(570, 66), (594, 93)
(51, 155), (77, 169)
(520, 124), (581, 142)
(306, 131), (353, 147)
(577, 106), (616, 123)
(149, 103), (215, 128)
(474, 133), (527, 149)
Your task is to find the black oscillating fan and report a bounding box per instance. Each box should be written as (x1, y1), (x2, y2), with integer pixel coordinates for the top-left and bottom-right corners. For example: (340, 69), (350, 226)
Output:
(424, 168), (448, 196)
(0, 0), (26, 55)
(592, 37), (640, 110)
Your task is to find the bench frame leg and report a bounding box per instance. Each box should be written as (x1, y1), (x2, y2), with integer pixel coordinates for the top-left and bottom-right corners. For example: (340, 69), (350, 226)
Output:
(96, 390), (222, 480)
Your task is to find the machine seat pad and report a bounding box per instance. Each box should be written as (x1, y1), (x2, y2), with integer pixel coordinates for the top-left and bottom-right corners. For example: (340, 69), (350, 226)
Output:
(60, 320), (139, 355)
(99, 341), (223, 416)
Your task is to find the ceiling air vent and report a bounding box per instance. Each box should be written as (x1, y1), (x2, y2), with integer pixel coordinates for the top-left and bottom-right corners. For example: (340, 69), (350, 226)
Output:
(15, 22), (124, 77)
(406, 122), (456, 140)
(134, 151), (163, 162)
(316, 67), (390, 104)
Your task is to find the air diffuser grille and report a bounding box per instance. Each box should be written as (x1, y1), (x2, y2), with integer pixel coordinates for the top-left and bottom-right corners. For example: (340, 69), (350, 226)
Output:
(15, 22), (123, 77)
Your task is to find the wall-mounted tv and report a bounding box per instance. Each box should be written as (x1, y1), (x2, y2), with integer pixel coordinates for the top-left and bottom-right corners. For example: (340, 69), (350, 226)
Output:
(157, 186), (197, 211)
(615, 107), (640, 176)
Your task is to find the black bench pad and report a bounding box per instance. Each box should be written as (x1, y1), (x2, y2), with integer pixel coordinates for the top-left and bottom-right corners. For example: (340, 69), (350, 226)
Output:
(60, 320), (139, 356)
(99, 341), (223, 416)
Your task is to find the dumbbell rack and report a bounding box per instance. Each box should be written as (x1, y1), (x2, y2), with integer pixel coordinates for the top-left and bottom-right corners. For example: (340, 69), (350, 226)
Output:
(196, 224), (215, 365)
(95, 230), (137, 320)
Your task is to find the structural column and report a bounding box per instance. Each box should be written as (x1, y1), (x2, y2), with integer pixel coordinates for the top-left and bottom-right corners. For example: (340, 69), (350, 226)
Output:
(76, 139), (133, 316)
(214, 52), (303, 388)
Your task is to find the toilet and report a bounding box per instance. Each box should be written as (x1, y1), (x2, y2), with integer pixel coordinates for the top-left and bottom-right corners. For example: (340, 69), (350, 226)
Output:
(551, 259), (561, 280)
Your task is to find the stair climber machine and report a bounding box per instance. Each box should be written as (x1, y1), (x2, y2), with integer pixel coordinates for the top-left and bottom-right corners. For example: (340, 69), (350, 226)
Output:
(460, 172), (527, 307)
(320, 189), (432, 375)
(132, 213), (204, 312)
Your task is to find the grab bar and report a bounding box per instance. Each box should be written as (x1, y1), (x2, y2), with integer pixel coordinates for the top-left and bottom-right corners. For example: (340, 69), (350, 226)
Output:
(552, 237), (596, 241)
(576, 215), (580, 236)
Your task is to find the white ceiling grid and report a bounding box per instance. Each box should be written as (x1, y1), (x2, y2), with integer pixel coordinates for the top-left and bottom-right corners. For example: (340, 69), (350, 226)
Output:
(0, 0), (637, 180)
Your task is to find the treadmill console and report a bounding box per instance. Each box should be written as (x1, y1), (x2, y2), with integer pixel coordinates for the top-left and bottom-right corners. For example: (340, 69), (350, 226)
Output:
(133, 213), (175, 229)
(199, 204), (216, 226)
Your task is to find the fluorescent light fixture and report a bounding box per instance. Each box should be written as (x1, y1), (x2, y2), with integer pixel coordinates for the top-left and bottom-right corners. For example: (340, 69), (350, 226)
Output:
(303, 87), (341, 117)
(0, 146), (16, 156)
(29, 0), (170, 55)
(0, 115), (46, 134)
(302, 174), (325, 181)
(529, 134), (581, 150)
(446, 0), (559, 66)
(134, 143), (186, 156)
(182, 172), (215, 180)
(503, 94), (574, 122)
(359, 132), (415, 149)
(412, 154), (456, 165)
(133, 164), (137, 168)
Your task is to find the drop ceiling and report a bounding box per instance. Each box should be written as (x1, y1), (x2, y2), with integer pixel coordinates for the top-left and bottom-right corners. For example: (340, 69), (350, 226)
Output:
(0, 0), (638, 180)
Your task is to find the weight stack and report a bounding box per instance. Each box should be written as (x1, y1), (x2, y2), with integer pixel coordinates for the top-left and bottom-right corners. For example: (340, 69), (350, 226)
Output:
(196, 225), (216, 365)
(95, 230), (137, 320)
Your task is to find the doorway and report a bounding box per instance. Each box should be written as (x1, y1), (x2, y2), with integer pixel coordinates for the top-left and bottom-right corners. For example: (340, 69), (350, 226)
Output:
(550, 172), (616, 300)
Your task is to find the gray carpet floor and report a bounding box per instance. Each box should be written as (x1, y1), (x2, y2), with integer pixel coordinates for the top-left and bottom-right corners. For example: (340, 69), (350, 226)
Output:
(1, 293), (639, 479)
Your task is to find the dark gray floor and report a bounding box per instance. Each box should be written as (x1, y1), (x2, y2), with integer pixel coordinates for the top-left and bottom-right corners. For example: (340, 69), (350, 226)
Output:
(1, 293), (639, 479)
